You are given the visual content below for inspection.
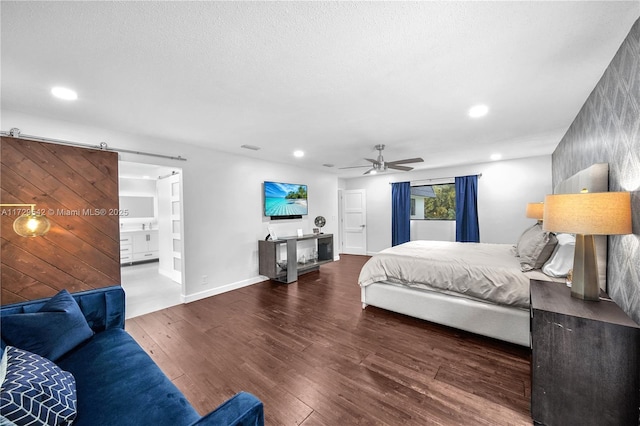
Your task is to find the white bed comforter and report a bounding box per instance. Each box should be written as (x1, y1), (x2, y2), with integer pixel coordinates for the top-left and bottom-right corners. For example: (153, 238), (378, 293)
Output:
(358, 240), (531, 308)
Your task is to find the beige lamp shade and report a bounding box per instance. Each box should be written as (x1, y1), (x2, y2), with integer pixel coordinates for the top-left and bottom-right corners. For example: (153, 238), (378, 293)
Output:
(543, 192), (631, 235)
(526, 202), (544, 220)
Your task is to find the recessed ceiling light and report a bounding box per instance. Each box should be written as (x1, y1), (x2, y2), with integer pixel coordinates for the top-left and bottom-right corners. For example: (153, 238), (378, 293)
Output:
(293, 150), (304, 158)
(51, 86), (78, 101)
(490, 153), (502, 161)
(468, 104), (489, 118)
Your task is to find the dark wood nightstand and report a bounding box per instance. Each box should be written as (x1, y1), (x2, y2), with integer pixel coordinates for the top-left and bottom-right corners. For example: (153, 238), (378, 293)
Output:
(530, 279), (640, 426)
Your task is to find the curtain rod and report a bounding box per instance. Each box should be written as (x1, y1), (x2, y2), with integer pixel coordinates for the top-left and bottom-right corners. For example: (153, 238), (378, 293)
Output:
(1, 128), (187, 162)
(389, 173), (482, 185)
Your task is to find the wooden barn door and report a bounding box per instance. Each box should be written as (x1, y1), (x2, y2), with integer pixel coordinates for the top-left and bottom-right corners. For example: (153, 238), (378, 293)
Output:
(1, 136), (121, 304)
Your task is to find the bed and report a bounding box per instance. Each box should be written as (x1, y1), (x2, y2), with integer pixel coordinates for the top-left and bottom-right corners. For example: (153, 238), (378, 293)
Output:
(359, 163), (609, 347)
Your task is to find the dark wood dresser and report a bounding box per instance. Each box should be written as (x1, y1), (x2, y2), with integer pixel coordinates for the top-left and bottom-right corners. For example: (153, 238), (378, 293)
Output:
(530, 280), (640, 426)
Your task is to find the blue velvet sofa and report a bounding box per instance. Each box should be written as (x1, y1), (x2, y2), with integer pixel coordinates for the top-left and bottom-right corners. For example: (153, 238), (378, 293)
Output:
(0, 286), (264, 426)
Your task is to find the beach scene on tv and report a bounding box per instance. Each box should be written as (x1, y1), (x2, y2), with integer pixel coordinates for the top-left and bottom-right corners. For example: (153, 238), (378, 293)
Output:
(264, 182), (308, 216)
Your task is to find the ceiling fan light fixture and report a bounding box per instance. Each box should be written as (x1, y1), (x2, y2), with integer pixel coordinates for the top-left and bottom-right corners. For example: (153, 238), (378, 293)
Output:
(293, 150), (304, 158)
(341, 145), (424, 175)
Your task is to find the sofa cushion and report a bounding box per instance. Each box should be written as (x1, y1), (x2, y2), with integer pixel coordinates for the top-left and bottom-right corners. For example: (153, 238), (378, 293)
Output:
(1, 289), (94, 362)
(0, 346), (77, 426)
(56, 328), (201, 426)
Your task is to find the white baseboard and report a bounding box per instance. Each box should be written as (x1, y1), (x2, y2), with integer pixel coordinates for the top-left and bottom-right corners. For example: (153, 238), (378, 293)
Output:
(183, 259), (342, 304)
(183, 276), (266, 304)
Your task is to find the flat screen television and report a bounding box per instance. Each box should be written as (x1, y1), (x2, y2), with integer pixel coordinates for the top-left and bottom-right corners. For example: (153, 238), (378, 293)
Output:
(264, 181), (308, 219)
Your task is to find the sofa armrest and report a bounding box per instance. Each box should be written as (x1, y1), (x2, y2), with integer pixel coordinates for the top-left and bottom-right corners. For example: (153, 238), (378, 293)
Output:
(190, 392), (264, 426)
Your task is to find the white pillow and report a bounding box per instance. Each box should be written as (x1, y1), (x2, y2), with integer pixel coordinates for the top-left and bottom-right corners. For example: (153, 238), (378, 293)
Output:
(542, 233), (576, 277)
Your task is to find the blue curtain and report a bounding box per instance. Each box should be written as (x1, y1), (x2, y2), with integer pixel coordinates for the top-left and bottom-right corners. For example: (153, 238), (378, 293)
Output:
(391, 182), (411, 246)
(455, 175), (480, 243)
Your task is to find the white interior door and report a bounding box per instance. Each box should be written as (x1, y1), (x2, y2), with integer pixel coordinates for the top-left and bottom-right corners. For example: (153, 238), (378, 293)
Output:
(342, 189), (367, 255)
(157, 172), (183, 284)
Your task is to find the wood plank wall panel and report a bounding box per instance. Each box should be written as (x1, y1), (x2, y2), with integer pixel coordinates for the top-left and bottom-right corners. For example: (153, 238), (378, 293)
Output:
(1, 136), (121, 304)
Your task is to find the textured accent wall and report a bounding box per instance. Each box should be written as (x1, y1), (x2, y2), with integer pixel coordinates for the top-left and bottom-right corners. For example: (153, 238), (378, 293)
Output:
(552, 19), (640, 324)
(1, 137), (121, 304)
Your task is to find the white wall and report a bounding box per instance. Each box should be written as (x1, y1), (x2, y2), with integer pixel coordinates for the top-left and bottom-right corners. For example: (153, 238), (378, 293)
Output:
(343, 155), (552, 254)
(2, 110), (339, 301)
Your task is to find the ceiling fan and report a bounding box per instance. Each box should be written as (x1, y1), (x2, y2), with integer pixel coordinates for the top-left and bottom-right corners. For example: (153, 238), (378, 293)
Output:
(340, 144), (424, 175)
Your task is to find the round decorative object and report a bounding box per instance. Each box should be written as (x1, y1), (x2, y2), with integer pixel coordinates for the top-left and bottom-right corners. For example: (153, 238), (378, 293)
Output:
(314, 216), (326, 228)
(13, 212), (51, 237)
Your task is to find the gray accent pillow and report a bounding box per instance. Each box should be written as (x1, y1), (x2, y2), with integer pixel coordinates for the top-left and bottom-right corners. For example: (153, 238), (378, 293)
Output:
(515, 223), (558, 271)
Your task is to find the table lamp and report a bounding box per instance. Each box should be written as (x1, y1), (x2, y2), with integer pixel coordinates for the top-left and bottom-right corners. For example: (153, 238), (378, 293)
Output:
(526, 202), (544, 223)
(543, 191), (631, 301)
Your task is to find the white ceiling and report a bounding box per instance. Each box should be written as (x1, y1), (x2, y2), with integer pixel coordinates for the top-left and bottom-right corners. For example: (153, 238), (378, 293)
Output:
(2, 1), (638, 177)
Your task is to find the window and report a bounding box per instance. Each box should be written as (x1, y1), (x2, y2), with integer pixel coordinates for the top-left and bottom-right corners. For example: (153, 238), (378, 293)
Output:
(410, 183), (455, 220)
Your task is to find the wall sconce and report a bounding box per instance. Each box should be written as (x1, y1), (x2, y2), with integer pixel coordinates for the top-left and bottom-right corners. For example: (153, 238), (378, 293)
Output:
(526, 202), (544, 223)
(543, 192), (631, 301)
(1, 204), (51, 237)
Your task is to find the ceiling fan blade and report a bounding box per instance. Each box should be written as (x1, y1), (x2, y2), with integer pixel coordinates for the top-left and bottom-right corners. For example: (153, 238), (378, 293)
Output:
(339, 165), (373, 170)
(386, 157), (424, 165)
(387, 164), (413, 172)
(364, 158), (378, 164)
(363, 168), (376, 175)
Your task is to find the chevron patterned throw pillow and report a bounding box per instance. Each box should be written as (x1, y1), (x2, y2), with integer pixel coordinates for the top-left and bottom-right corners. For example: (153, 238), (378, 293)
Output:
(0, 346), (77, 426)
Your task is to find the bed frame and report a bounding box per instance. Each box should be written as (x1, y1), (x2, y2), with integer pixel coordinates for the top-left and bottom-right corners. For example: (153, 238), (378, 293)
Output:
(361, 163), (609, 347)
(362, 284), (531, 346)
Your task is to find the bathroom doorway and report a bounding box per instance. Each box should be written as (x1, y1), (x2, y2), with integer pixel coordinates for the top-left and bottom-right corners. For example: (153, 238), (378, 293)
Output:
(118, 161), (185, 318)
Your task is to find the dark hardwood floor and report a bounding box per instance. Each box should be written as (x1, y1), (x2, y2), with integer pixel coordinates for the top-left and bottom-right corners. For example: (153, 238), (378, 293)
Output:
(126, 255), (532, 425)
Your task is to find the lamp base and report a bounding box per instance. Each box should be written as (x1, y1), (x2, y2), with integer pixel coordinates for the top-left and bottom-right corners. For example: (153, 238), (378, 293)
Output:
(571, 234), (600, 301)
